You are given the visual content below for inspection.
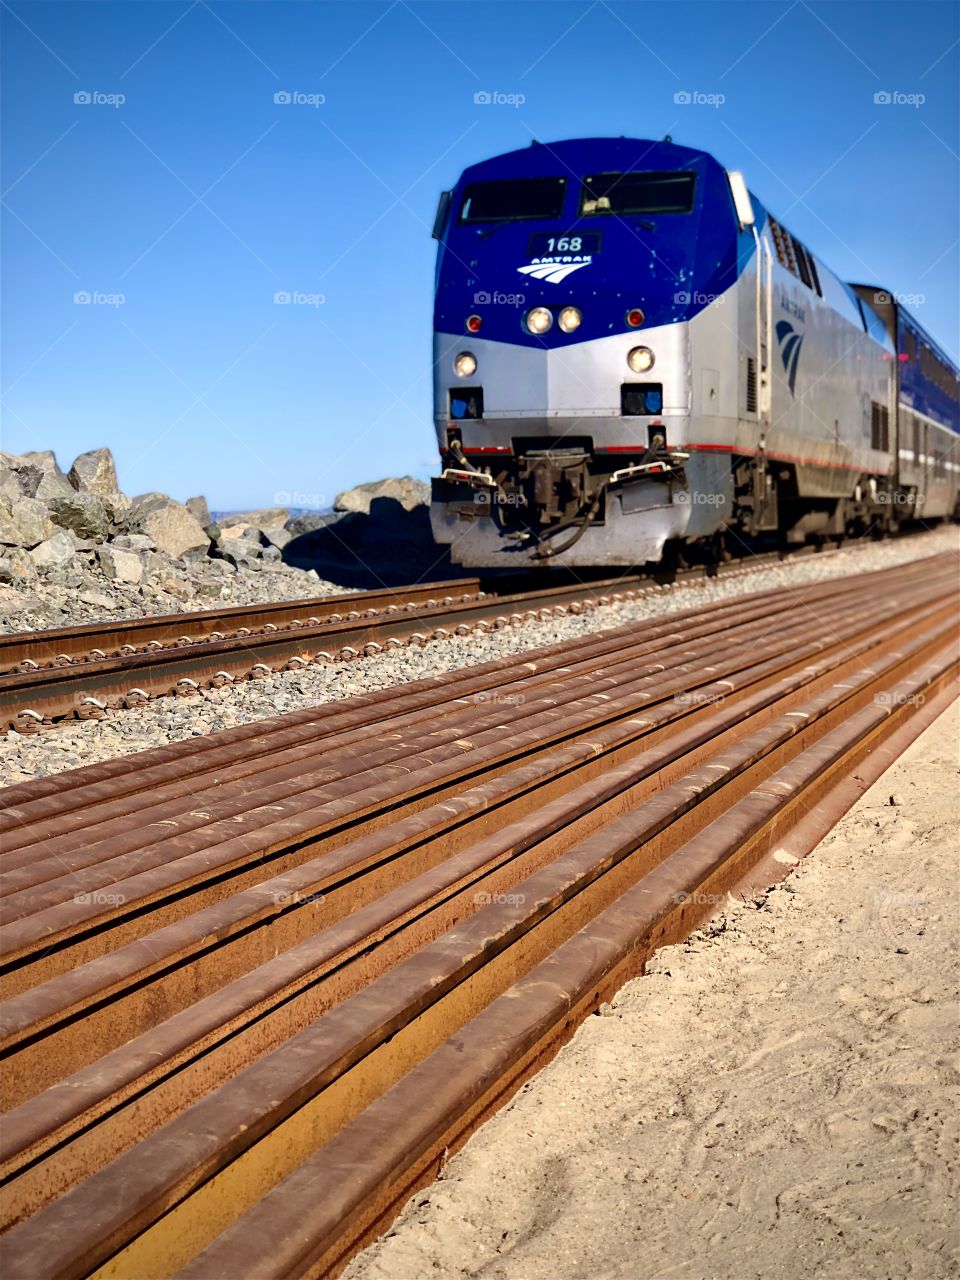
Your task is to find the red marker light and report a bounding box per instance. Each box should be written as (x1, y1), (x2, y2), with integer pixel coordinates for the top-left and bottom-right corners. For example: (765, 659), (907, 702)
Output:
(466, 314), (482, 333)
(626, 308), (645, 328)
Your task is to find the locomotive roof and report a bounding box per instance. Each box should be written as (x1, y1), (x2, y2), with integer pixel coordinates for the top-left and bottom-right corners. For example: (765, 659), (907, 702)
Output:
(458, 137), (717, 182)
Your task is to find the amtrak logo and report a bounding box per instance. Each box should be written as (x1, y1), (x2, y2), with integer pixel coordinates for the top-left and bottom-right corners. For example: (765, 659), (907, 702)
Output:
(775, 319), (804, 395)
(517, 255), (592, 285)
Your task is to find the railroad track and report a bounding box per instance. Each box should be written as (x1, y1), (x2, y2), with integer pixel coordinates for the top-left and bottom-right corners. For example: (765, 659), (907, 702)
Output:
(0, 550), (828, 732)
(0, 549), (956, 1279)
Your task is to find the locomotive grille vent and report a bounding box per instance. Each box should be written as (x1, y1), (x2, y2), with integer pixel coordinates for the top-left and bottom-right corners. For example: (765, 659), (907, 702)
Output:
(870, 402), (890, 452)
(746, 357), (758, 414)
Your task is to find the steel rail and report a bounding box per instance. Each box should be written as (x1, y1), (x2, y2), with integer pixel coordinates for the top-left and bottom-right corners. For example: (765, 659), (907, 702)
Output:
(0, 552), (955, 1279)
(0, 545), (840, 731)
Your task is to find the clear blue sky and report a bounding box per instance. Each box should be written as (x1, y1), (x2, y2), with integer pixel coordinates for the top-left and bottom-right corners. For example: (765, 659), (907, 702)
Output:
(3, 1), (957, 510)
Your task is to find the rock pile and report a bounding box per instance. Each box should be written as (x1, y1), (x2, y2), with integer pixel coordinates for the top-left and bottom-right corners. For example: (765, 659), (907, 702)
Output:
(0, 447), (344, 628)
(0, 449), (449, 626)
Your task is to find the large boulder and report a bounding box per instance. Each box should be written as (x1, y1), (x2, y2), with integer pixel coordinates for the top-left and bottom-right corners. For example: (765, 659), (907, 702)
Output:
(29, 530), (76, 571)
(68, 448), (118, 496)
(123, 493), (209, 558)
(185, 495), (212, 527)
(48, 493), (112, 541)
(96, 545), (144, 584)
(18, 451), (75, 502)
(0, 496), (56, 548)
(333, 476), (429, 515)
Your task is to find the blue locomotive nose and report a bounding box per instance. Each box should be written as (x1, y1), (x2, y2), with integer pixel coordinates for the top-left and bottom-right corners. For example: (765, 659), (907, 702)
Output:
(434, 140), (745, 347)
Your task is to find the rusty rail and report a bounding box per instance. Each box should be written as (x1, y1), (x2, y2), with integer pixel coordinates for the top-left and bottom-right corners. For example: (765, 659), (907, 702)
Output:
(0, 550), (956, 1279)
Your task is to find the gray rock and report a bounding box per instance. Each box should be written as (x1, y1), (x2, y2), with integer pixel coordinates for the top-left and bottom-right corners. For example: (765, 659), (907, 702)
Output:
(221, 506), (289, 530)
(217, 538), (263, 570)
(204, 557), (236, 576)
(156, 572), (196, 600)
(123, 493), (209, 558)
(78, 589), (115, 608)
(185, 496), (212, 527)
(0, 553), (35, 583)
(261, 544), (282, 562)
(333, 476), (429, 515)
(96, 545), (144, 584)
(16, 451), (75, 502)
(284, 510), (343, 536)
(111, 533), (156, 551)
(0, 496), (56, 548)
(29, 530), (76, 570)
(180, 545), (214, 566)
(261, 526), (293, 550)
(48, 493), (112, 540)
(0, 547), (38, 581)
(68, 447), (118, 496)
(0, 466), (20, 500)
(103, 492), (131, 523)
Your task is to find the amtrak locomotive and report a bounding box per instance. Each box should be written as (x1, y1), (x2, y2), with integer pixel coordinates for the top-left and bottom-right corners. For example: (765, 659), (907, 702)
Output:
(428, 138), (959, 566)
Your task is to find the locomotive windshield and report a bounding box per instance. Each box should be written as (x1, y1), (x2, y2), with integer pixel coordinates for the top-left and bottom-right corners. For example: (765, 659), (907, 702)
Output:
(459, 177), (567, 223)
(580, 171), (695, 215)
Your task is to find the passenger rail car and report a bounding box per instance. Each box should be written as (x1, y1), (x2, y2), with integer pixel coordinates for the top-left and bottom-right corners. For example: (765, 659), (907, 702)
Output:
(428, 138), (959, 566)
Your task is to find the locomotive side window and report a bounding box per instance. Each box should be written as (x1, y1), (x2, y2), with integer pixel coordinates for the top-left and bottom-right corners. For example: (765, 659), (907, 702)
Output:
(459, 178), (567, 223)
(768, 217), (822, 296)
(792, 237), (813, 289)
(580, 172), (695, 215)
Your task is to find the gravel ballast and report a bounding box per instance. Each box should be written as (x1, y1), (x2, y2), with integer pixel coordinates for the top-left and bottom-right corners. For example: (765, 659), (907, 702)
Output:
(1, 528), (956, 786)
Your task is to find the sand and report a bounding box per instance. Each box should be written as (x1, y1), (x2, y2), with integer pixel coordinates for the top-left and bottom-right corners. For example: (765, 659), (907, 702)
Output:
(347, 701), (960, 1280)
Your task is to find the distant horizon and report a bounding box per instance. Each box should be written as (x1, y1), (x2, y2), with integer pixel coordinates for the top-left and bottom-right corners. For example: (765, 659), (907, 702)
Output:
(3, 1), (957, 509)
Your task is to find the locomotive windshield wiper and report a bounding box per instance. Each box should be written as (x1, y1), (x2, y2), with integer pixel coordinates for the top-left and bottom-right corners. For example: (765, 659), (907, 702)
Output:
(475, 218), (530, 238)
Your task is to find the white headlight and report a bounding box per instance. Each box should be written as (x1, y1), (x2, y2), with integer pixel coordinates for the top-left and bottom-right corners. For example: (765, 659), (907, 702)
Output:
(454, 351), (477, 378)
(525, 306), (553, 335)
(627, 346), (655, 373)
(558, 306), (582, 333)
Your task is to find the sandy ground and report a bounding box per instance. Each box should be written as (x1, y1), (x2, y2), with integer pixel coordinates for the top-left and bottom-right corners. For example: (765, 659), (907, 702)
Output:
(347, 701), (960, 1280)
